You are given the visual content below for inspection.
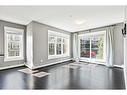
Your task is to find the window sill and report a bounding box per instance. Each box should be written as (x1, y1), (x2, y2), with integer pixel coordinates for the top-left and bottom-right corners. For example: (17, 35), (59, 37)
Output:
(48, 54), (70, 60)
(4, 57), (24, 62)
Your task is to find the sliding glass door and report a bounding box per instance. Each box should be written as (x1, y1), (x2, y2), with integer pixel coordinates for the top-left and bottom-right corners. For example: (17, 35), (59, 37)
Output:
(80, 35), (90, 60)
(79, 30), (106, 63)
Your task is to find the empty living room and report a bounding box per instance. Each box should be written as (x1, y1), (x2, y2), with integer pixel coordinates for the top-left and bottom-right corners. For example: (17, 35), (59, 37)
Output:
(0, 4), (127, 93)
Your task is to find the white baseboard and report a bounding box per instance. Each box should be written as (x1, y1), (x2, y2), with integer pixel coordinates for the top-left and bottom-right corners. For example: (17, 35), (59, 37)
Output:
(79, 60), (107, 66)
(79, 60), (124, 68)
(0, 63), (25, 70)
(24, 63), (33, 69)
(113, 65), (124, 68)
(32, 58), (72, 70)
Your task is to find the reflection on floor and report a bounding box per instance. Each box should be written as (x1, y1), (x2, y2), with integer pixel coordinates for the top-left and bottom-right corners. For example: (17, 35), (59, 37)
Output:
(0, 61), (125, 89)
(18, 68), (50, 78)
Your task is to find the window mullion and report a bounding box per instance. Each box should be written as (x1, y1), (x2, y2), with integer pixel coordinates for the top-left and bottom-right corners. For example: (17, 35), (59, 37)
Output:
(61, 38), (63, 55)
(55, 37), (57, 56)
(90, 36), (92, 61)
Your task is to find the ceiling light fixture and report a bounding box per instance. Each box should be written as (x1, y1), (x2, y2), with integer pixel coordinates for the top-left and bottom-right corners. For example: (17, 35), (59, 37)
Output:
(74, 19), (86, 25)
(69, 15), (86, 25)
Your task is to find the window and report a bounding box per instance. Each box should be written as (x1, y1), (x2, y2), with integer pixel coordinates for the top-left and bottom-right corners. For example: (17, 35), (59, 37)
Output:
(79, 30), (106, 63)
(48, 30), (70, 59)
(49, 36), (55, 55)
(4, 26), (24, 61)
(56, 38), (62, 54)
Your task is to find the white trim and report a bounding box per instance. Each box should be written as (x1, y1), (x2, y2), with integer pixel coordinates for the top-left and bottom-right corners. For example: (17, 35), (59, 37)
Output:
(4, 57), (24, 62)
(4, 26), (24, 33)
(80, 59), (107, 66)
(113, 65), (124, 68)
(4, 26), (24, 62)
(48, 30), (70, 59)
(78, 30), (106, 37)
(24, 63), (33, 69)
(123, 6), (127, 88)
(0, 63), (24, 70)
(32, 58), (72, 70)
(48, 55), (70, 59)
(79, 60), (123, 68)
(48, 30), (69, 38)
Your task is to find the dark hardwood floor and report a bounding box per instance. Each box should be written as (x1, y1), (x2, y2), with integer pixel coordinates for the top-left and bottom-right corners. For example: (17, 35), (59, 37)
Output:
(0, 61), (125, 89)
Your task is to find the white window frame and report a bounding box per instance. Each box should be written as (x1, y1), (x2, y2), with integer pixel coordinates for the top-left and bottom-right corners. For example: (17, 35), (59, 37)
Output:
(48, 30), (70, 59)
(4, 26), (24, 61)
(78, 30), (106, 64)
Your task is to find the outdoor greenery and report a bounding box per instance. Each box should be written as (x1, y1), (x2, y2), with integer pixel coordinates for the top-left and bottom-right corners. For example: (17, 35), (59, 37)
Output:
(96, 37), (104, 59)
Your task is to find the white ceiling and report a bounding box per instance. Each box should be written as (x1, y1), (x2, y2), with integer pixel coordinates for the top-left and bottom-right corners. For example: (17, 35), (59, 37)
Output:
(0, 6), (124, 32)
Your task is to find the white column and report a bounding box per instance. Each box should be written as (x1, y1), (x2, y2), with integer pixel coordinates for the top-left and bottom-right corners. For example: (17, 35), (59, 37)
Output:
(124, 6), (127, 89)
(124, 37), (127, 88)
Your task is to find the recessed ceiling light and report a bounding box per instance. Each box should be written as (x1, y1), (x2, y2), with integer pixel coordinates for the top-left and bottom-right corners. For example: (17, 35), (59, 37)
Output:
(74, 19), (86, 25)
(69, 15), (86, 25)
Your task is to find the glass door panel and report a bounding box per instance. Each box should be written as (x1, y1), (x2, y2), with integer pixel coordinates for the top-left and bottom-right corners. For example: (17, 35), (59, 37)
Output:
(91, 34), (104, 60)
(80, 36), (90, 58)
(79, 31), (106, 63)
